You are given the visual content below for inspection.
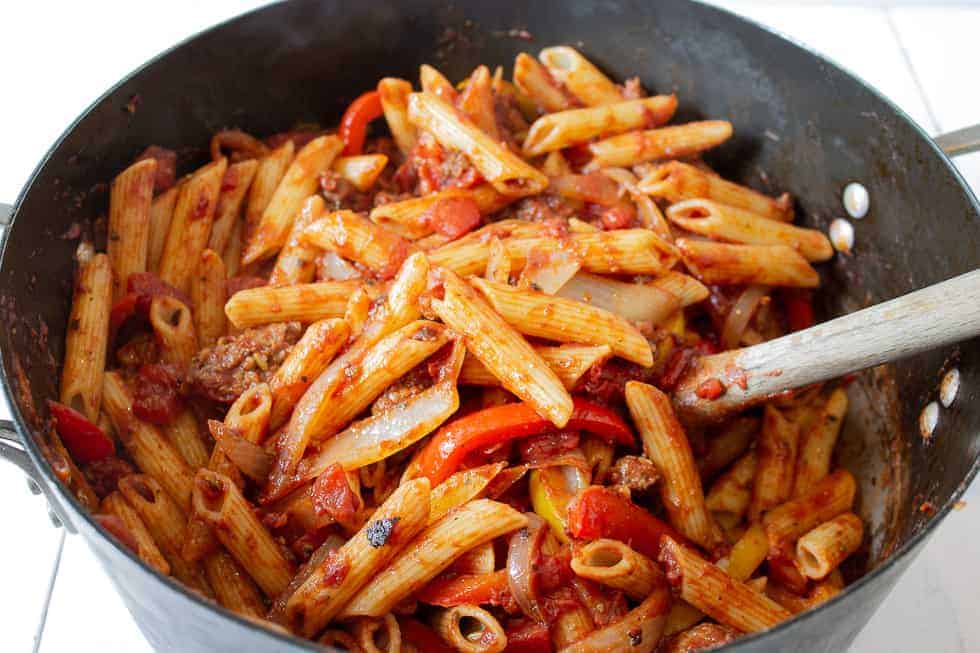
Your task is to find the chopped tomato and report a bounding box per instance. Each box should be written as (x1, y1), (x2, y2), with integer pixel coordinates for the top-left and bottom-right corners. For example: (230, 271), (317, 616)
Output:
(47, 400), (115, 464)
(415, 398), (634, 485)
(311, 463), (362, 525)
(423, 196), (482, 240)
(135, 145), (177, 192)
(696, 378), (726, 400)
(782, 289), (815, 332)
(599, 204), (637, 230)
(339, 90), (383, 155)
(399, 617), (456, 653)
(567, 486), (686, 560)
(110, 273), (188, 332)
(132, 364), (183, 424)
(417, 570), (514, 608)
(504, 620), (551, 653)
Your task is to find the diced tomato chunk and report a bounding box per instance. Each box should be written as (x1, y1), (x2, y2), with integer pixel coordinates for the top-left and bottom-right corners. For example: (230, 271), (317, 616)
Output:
(47, 400), (115, 464)
(132, 364), (183, 424)
(311, 463), (362, 524)
(423, 196), (482, 240)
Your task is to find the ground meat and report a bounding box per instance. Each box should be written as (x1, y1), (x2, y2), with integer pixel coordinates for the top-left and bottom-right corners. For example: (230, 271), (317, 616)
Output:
(513, 193), (579, 223)
(662, 623), (739, 653)
(188, 322), (302, 403)
(319, 170), (373, 212)
(579, 359), (658, 404)
(609, 455), (660, 493)
(85, 456), (136, 498)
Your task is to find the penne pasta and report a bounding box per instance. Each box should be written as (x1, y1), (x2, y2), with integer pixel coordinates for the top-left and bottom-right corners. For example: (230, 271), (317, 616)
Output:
(224, 280), (358, 329)
(667, 199), (832, 262)
(449, 542), (495, 576)
(302, 210), (411, 280)
(586, 121), (733, 170)
(748, 406), (800, 522)
(61, 253), (111, 420)
(523, 95), (677, 156)
(222, 216), (243, 277)
(558, 586), (671, 653)
(118, 474), (212, 595)
(793, 387), (848, 497)
(700, 416), (759, 480)
(203, 551), (266, 619)
(677, 238), (820, 288)
(354, 614), (401, 653)
(705, 450), (758, 517)
(267, 253), (429, 498)
(626, 382), (724, 551)
(459, 344), (610, 390)
(659, 536), (791, 633)
(796, 512), (863, 580)
(340, 500), (527, 617)
(539, 46), (622, 106)
(245, 140), (295, 243)
(514, 52), (579, 113)
(378, 77), (417, 156)
(763, 470), (857, 551)
(268, 195), (325, 287)
(243, 134), (343, 264)
(639, 160), (793, 222)
(268, 318), (350, 429)
(408, 92), (548, 197)
(283, 477), (431, 637)
(420, 64), (458, 102)
(108, 158), (156, 299)
(432, 605), (507, 653)
(570, 538), (665, 600)
(100, 491), (171, 575)
(193, 469), (295, 597)
(472, 278), (653, 366)
(148, 185), (179, 274)
(429, 268), (573, 428)
(149, 295), (197, 371)
(425, 463), (508, 524)
(208, 159), (259, 255)
(458, 65), (500, 140)
(102, 372), (195, 510)
(189, 249), (226, 348)
(159, 158), (228, 293)
(162, 408), (210, 470)
(333, 154), (389, 192)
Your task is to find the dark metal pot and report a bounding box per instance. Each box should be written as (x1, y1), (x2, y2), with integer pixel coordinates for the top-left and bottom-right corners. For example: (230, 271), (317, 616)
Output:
(1, 1), (978, 651)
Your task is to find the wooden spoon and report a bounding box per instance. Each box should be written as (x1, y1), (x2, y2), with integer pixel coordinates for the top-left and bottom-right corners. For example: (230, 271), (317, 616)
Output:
(673, 269), (980, 424)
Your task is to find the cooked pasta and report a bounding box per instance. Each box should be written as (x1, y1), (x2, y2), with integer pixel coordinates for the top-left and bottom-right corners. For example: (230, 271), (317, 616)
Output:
(49, 46), (863, 652)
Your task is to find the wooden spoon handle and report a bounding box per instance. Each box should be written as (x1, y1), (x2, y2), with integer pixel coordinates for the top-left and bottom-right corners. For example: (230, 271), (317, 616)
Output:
(673, 269), (980, 424)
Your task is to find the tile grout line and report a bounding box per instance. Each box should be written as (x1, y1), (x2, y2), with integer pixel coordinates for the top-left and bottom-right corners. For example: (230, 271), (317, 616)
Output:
(32, 530), (66, 653)
(883, 7), (943, 134)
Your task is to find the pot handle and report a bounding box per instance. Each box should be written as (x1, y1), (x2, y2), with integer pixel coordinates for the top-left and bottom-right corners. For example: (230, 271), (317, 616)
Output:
(0, 419), (73, 530)
(934, 125), (980, 157)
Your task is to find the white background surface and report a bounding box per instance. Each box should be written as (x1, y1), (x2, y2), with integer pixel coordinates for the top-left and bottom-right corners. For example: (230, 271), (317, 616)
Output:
(0, 1), (978, 651)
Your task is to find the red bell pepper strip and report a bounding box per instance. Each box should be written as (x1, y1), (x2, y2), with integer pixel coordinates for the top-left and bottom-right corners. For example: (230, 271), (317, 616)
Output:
(416, 570), (512, 607)
(47, 400), (115, 464)
(339, 90), (383, 155)
(504, 620), (552, 653)
(398, 617), (455, 653)
(415, 397), (634, 485)
(567, 486), (686, 561)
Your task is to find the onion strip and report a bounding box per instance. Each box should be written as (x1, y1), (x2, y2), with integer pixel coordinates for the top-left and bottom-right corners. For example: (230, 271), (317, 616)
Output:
(720, 285), (767, 350)
(507, 513), (547, 622)
(558, 272), (681, 324)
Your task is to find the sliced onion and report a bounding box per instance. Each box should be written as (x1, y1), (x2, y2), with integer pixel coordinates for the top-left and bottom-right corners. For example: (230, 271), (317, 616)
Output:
(297, 381), (460, 484)
(318, 250), (361, 281)
(558, 272), (680, 323)
(720, 285), (768, 350)
(507, 513), (547, 622)
(519, 247), (581, 295)
(211, 420), (273, 483)
(549, 173), (621, 206)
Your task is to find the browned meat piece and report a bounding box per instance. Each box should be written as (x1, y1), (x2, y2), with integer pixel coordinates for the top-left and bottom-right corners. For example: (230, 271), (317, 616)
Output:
(662, 623), (739, 653)
(188, 322), (302, 403)
(609, 455), (660, 493)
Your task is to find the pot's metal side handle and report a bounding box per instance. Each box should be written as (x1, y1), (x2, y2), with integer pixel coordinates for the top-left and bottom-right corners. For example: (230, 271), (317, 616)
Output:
(0, 419), (72, 530)
(0, 202), (12, 226)
(934, 125), (980, 157)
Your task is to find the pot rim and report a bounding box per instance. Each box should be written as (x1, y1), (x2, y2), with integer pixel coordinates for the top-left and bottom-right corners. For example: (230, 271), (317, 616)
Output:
(2, 0), (977, 650)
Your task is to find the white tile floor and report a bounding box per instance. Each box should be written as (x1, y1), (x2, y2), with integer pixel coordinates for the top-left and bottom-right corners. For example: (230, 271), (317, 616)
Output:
(0, 1), (978, 651)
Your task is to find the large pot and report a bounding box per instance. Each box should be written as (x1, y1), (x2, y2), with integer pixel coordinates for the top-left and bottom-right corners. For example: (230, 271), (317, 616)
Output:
(1, 1), (978, 651)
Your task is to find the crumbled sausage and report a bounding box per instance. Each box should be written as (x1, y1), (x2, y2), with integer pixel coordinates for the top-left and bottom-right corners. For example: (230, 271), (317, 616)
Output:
(609, 455), (660, 493)
(188, 322), (302, 403)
